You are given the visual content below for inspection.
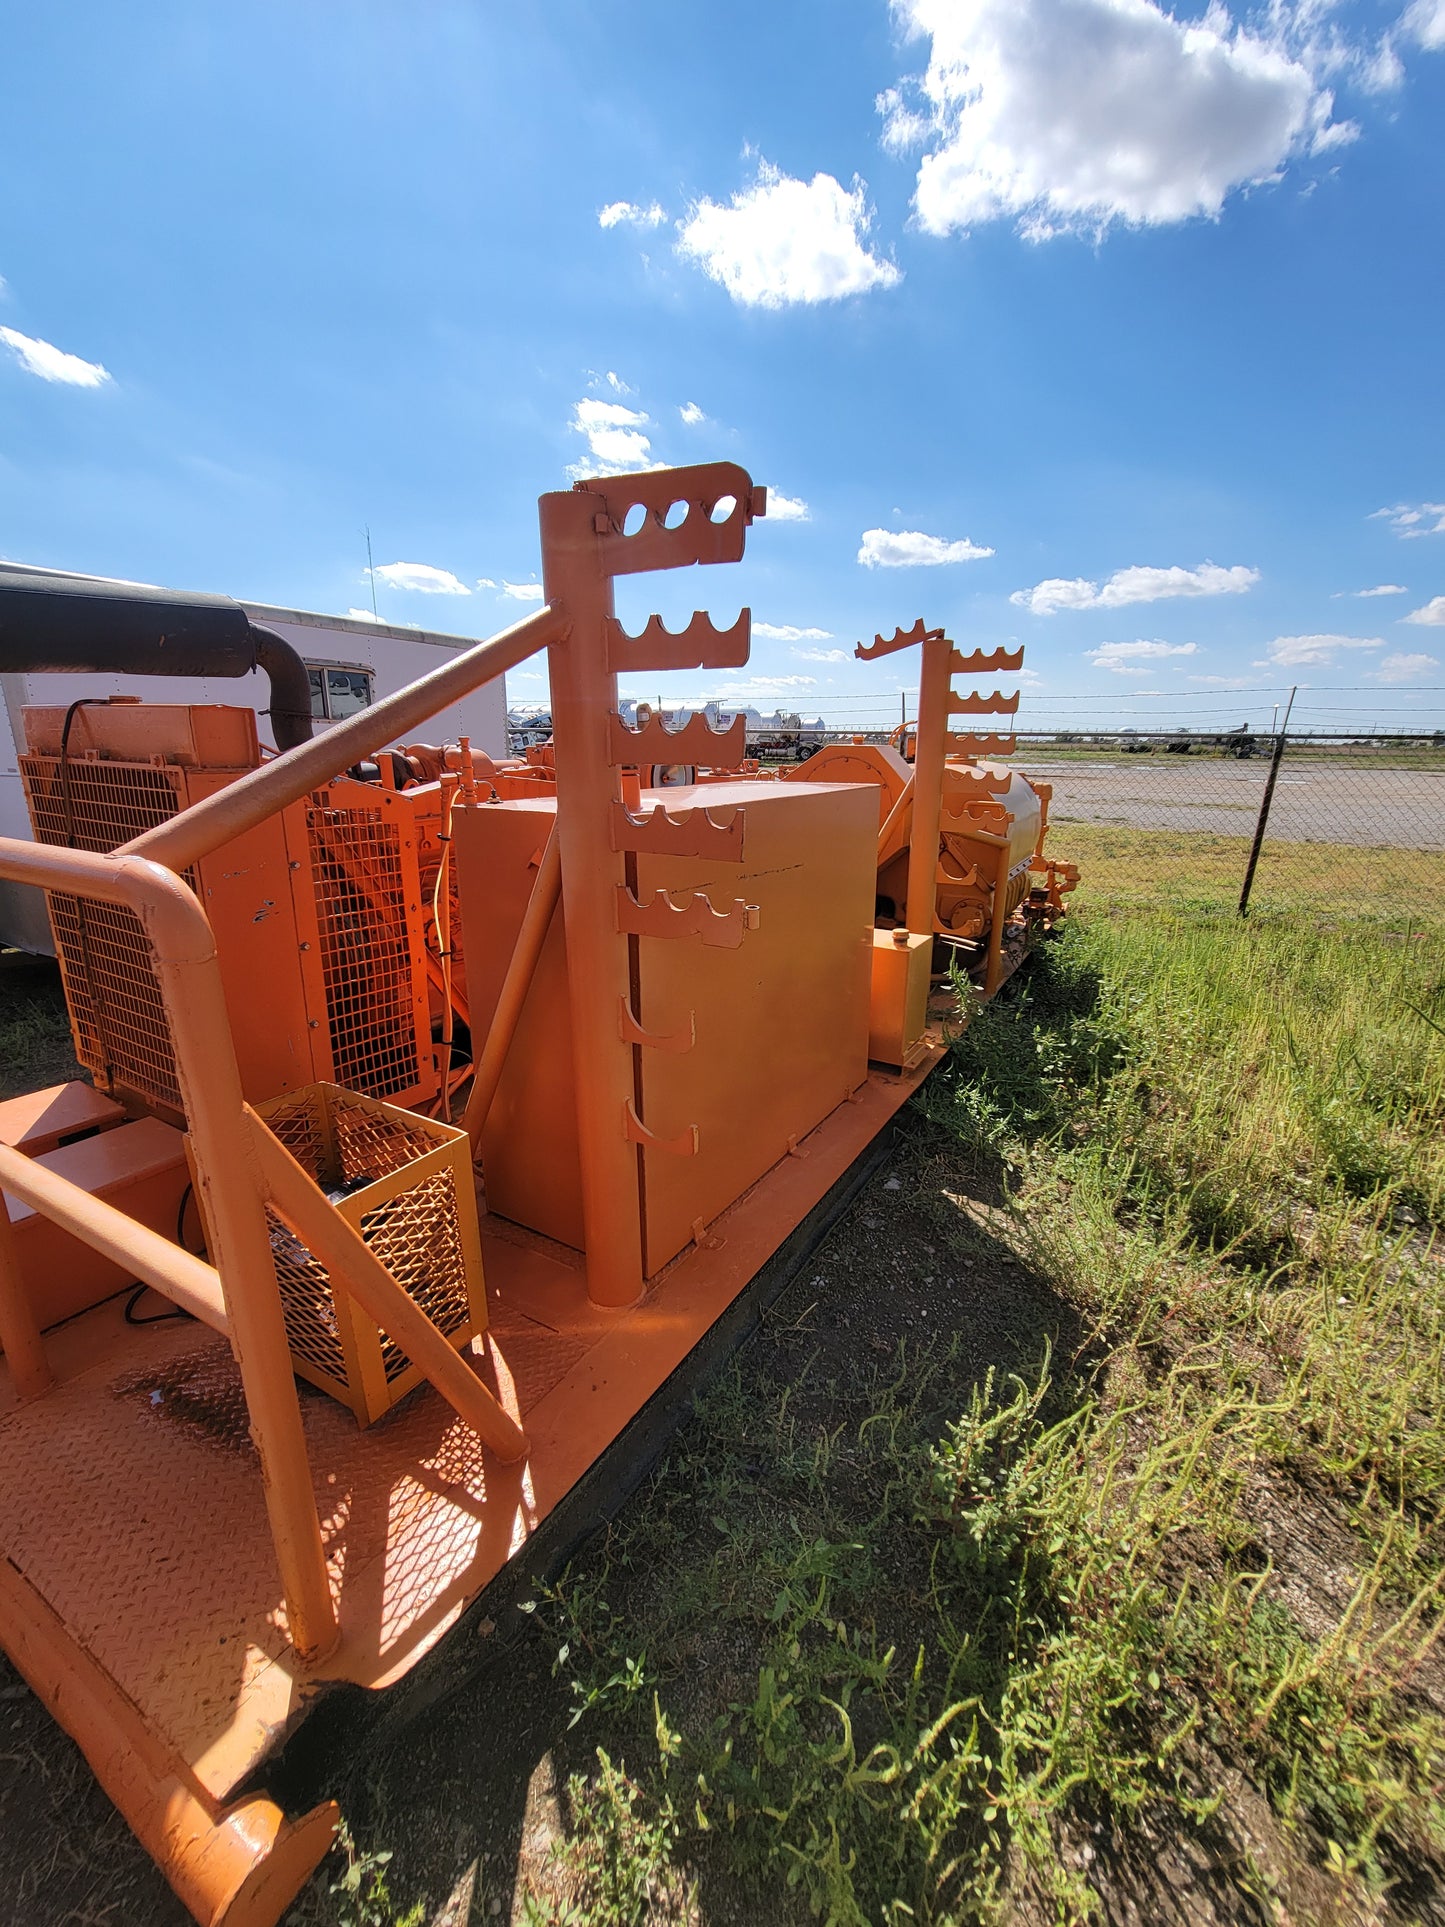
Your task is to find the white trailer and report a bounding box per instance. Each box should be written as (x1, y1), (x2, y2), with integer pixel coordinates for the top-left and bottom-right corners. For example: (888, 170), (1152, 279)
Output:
(0, 600), (510, 954)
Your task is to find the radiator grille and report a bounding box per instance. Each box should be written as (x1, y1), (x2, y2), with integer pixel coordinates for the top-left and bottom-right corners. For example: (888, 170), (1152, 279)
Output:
(306, 805), (422, 1101)
(19, 754), (185, 1109)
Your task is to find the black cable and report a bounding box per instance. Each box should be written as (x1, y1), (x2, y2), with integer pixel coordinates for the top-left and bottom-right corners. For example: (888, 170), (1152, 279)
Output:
(123, 1181), (199, 1325)
(175, 1178), (198, 1251)
(124, 1284), (190, 1326)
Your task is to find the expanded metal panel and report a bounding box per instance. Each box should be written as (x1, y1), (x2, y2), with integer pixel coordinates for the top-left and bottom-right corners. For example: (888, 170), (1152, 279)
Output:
(362, 1169), (472, 1382)
(19, 754), (185, 1109)
(267, 1210), (351, 1381)
(257, 1085), (479, 1416)
(306, 805), (422, 1102)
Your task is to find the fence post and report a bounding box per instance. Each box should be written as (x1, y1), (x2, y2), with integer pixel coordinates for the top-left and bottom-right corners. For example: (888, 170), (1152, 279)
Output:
(1239, 687), (1296, 918)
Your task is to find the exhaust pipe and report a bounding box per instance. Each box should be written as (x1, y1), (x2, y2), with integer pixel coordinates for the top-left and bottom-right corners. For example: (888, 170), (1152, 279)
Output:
(0, 563), (315, 752)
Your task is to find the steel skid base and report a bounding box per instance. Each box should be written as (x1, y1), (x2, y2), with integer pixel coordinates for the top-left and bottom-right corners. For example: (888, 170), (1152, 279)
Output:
(0, 1048), (941, 1927)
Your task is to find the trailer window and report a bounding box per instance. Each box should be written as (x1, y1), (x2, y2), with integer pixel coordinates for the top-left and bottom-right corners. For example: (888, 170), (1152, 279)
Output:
(325, 668), (373, 719)
(304, 663), (374, 720)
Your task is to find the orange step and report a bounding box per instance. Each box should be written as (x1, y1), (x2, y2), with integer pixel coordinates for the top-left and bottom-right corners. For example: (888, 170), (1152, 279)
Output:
(2, 1117), (191, 1331)
(0, 1081), (127, 1159)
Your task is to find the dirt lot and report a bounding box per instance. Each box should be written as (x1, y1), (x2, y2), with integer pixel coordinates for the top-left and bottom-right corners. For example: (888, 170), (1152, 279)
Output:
(1021, 755), (1445, 849)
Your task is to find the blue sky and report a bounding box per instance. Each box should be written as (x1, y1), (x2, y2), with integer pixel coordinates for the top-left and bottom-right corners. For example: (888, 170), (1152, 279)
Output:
(2, 0), (1443, 730)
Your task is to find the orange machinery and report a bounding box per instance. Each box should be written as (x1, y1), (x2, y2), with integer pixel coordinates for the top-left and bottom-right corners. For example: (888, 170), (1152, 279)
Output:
(0, 463), (1075, 1927)
(19, 701), (452, 1119)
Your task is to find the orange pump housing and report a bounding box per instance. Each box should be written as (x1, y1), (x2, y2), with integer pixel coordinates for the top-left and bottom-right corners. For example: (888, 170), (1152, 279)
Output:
(782, 739), (1046, 940)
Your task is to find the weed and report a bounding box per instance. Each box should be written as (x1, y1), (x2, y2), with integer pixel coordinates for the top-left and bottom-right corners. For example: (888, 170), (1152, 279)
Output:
(516, 885), (1445, 1923)
(322, 1819), (424, 1927)
(529, 1748), (691, 1927)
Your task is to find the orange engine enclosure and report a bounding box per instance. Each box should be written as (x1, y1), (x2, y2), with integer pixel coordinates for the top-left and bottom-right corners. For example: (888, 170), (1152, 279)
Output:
(20, 705), (444, 1118)
(456, 778), (877, 1276)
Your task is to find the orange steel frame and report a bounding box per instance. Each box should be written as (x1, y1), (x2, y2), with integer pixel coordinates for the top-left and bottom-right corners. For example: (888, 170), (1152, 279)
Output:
(0, 465), (1063, 1927)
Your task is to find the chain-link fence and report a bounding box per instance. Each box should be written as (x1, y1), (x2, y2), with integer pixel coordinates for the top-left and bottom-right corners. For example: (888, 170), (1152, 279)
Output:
(1010, 731), (1445, 925)
(503, 714), (1445, 926)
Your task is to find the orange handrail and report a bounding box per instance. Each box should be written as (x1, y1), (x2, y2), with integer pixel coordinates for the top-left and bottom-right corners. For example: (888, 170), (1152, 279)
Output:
(122, 602), (568, 873)
(0, 1143), (229, 1334)
(0, 835), (338, 1661)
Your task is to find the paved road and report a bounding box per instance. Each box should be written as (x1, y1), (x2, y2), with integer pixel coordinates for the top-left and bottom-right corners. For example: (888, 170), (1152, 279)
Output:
(1018, 757), (1445, 850)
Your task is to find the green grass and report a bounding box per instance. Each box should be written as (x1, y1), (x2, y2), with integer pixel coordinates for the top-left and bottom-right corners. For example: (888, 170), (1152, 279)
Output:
(1051, 821), (1445, 928)
(513, 866), (1445, 1925)
(0, 959), (83, 1099)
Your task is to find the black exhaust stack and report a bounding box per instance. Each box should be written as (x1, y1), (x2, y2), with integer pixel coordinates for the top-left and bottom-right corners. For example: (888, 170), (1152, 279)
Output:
(0, 563), (315, 752)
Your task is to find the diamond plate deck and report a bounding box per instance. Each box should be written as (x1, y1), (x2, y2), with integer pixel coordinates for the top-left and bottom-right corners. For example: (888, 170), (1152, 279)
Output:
(0, 1056), (936, 1810)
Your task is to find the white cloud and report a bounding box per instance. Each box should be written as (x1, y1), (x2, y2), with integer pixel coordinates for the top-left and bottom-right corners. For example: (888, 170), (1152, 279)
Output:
(475, 576), (497, 589)
(858, 527), (994, 567)
(370, 561), (469, 595)
(1012, 561), (1258, 614)
(1404, 0), (1445, 50)
(502, 580), (544, 601)
(753, 623), (833, 642)
(598, 201), (666, 229)
(882, 0), (1356, 240)
(796, 648), (851, 663)
(0, 325), (111, 387)
(881, 0), (1350, 242)
(1088, 639), (1199, 674)
(1255, 632), (1383, 667)
(679, 402), (707, 425)
(1404, 596), (1445, 626)
(1372, 650), (1439, 681)
(1188, 673), (1264, 687)
(767, 492), (811, 522)
(676, 160), (901, 308)
(344, 606), (419, 628)
(568, 396), (657, 479)
(1347, 583), (1408, 597)
(1372, 501), (1445, 538)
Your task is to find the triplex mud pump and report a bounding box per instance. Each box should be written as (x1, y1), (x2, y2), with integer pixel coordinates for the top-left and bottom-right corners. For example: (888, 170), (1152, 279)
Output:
(0, 462), (1076, 1926)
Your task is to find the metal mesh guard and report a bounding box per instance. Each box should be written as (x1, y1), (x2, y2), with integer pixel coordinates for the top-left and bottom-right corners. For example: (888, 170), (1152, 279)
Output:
(19, 754), (184, 1109)
(260, 1087), (474, 1400)
(306, 804), (421, 1101)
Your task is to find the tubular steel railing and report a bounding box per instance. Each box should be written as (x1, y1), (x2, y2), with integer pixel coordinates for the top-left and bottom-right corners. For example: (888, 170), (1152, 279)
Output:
(0, 609), (559, 1661)
(0, 837), (338, 1658)
(124, 603), (566, 872)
